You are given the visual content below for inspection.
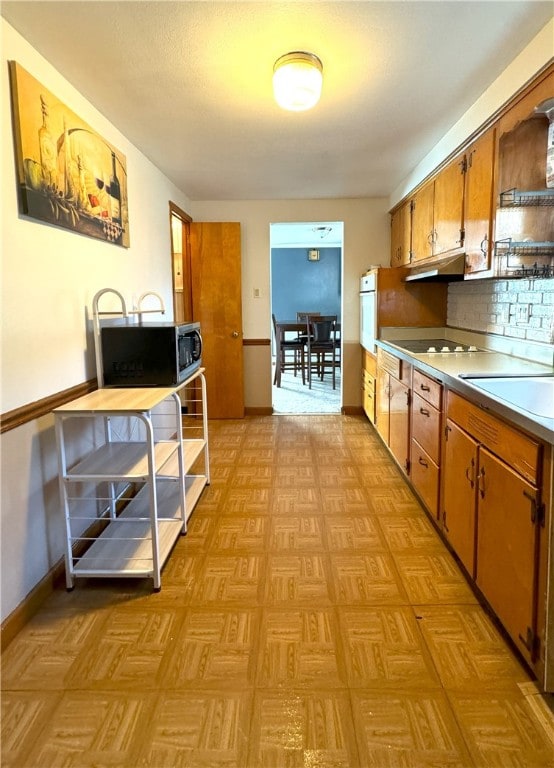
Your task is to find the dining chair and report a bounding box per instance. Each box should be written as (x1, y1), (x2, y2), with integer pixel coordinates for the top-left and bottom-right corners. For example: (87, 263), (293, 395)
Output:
(295, 312), (320, 347)
(305, 314), (339, 389)
(272, 314), (306, 387)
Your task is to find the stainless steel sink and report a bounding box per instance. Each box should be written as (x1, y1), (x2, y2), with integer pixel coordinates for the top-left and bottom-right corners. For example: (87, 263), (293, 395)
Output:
(461, 375), (554, 420)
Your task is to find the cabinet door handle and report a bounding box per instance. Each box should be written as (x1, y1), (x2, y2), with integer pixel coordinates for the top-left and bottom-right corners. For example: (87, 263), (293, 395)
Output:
(480, 235), (488, 255)
(465, 458), (475, 488)
(420, 384), (430, 392)
(478, 466), (486, 499)
(418, 456), (428, 468)
(419, 407), (430, 417)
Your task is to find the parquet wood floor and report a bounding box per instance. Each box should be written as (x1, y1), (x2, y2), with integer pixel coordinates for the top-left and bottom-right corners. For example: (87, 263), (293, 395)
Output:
(2, 415), (553, 767)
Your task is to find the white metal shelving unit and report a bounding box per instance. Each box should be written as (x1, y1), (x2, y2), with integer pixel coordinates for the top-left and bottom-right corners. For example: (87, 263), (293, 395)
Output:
(54, 368), (209, 591)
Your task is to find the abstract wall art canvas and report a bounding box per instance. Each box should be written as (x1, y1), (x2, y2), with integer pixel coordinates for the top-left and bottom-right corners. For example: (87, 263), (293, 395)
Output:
(9, 61), (130, 247)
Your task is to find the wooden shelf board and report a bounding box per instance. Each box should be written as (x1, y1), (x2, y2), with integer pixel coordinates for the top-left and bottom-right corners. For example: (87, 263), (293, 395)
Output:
(66, 441), (178, 481)
(71, 518), (182, 575)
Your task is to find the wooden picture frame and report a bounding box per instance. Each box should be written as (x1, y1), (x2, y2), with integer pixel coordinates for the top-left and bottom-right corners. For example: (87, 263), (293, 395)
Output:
(9, 61), (130, 247)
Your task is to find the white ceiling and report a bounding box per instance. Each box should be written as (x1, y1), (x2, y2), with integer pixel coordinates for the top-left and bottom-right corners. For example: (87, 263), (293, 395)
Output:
(2, 1), (553, 203)
(271, 220), (344, 248)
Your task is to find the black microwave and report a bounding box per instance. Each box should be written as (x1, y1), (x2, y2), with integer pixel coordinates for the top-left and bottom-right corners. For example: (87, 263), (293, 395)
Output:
(100, 321), (202, 387)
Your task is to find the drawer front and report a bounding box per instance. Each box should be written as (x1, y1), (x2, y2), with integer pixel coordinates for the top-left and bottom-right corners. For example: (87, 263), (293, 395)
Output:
(446, 390), (541, 484)
(413, 369), (442, 409)
(363, 370), (376, 391)
(410, 438), (440, 517)
(363, 349), (377, 377)
(411, 392), (441, 464)
(377, 348), (402, 378)
(363, 384), (376, 424)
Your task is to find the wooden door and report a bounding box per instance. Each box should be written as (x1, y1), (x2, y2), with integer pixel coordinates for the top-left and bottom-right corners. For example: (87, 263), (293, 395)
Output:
(410, 182), (434, 262)
(388, 376), (410, 473)
(476, 447), (539, 663)
(190, 222), (244, 419)
(433, 157), (465, 256)
(442, 419), (478, 576)
(464, 128), (495, 274)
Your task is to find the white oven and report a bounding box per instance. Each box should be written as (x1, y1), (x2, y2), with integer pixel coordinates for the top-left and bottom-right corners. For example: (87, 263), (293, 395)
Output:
(359, 272), (377, 352)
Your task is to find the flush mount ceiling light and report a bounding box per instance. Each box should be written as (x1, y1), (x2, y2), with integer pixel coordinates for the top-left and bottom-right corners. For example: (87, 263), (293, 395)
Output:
(313, 225), (332, 239)
(273, 51), (323, 112)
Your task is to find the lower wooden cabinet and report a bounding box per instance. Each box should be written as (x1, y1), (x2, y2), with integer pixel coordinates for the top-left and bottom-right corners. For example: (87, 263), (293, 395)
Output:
(442, 418), (479, 576)
(410, 369), (442, 517)
(476, 447), (540, 662)
(376, 349), (411, 474)
(443, 390), (544, 666)
(410, 439), (440, 516)
(362, 349), (377, 424)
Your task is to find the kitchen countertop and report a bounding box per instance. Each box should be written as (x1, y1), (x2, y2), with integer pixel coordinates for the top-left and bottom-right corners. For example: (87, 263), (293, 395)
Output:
(376, 335), (554, 443)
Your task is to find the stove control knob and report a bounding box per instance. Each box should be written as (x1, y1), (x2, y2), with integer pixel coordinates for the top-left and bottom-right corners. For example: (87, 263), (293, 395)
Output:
(468, 345), (477, 352)
(427, 346), (436, 353)
(454, 346), (464, 352)
(441, 346), (450, 352)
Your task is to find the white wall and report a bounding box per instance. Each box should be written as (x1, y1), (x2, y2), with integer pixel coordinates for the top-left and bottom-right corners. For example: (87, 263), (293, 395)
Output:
(191, 198), (390, 408)
(1, 20), (192, 414)
(1, 20), (192, 621)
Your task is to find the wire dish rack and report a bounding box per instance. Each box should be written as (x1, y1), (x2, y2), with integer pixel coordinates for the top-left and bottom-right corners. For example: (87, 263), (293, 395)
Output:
(499, 188), (554, 207)
(494, 239), (554, 279)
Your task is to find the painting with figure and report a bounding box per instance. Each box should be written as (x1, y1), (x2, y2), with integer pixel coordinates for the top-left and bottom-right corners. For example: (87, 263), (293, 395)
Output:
(9, 61), (129, 247)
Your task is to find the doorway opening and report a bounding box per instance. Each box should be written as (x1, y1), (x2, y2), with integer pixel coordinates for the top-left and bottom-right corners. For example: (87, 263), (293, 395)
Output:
(270, 221), (343, 414)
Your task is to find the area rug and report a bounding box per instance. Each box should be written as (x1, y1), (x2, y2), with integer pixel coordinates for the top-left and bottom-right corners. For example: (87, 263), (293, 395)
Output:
(272, 367), (341, 414)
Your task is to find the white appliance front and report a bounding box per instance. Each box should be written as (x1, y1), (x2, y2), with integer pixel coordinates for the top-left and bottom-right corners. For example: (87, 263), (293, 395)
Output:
(359, 272), (377, 352)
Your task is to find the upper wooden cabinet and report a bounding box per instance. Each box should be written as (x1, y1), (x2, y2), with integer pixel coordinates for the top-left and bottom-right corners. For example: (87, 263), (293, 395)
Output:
(402, 157), (465, 264)
(494, 67), (554, 278)
(390, 64), (553, 277)
(432, 156), (465, 256)
(410, 181), (435, 262)
(464, 127), (496, 275)
(390, 201), (411, 267)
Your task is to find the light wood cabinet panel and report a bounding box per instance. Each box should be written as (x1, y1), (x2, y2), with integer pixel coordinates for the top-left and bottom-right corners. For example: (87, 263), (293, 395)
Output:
(433, 157), (465, 257)
(376, 350), (411, 475)
(410, 368), (443, 517)
(372, 268), (448, 330)
(411, 182), (435, 262)
(390, 201), (411, 267)
(362, 369), (376, 424)
(362, 349), (377, 377)
(476, 446), (539, 663)
(362, 349), (377, 425)
(376, 367), (390, 445)
(411, 439), (440, 517)
(389, 376), (410, 472)
(442, 418), (478, 576)
(444, 390), (546, 667)
(411, 392), (441, 465)
(446, 390), (540, 484)
(464, 128), (496, 275)
(412, 370), (442, 410)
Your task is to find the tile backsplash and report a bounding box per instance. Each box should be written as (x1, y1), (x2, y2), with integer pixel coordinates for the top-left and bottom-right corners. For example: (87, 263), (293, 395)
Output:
(447, 278), (554, 344)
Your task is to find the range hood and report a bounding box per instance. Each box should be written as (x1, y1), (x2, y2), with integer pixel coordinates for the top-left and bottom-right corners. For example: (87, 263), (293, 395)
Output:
(405, 253), (466, 282)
